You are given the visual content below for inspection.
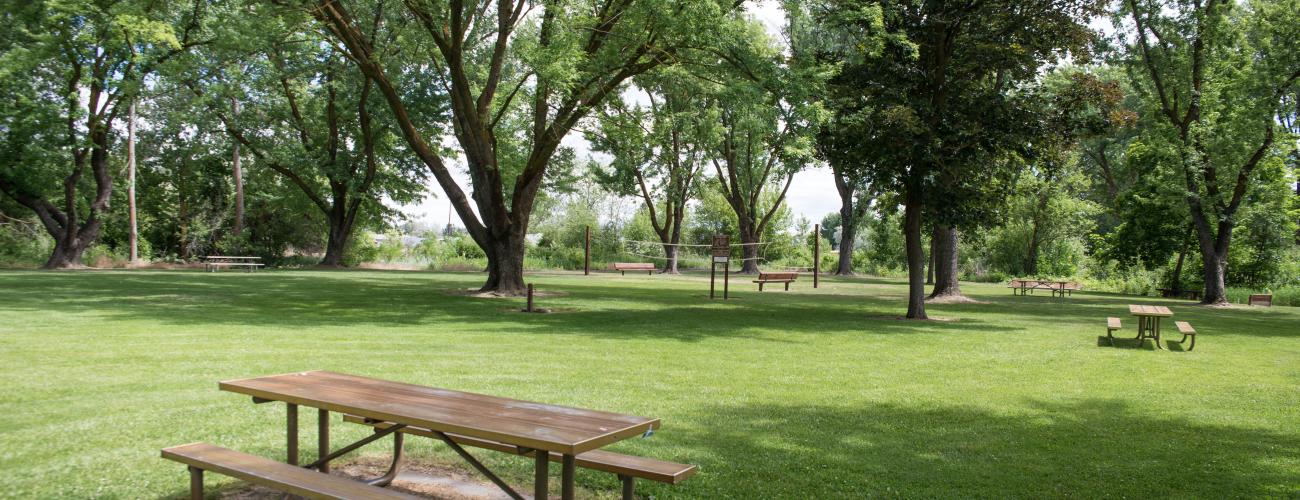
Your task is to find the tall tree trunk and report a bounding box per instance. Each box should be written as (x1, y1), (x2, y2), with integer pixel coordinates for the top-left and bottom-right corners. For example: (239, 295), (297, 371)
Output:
(928, 225), (963, 299)
(482, 229), (528, 294)
(904, 191), (927, 319)
(926, 236), (935, 284)
(127, 101), (139, 264)
(320, 216), (353, 267)
(178, 153), (191, 260)
(837, 218), (857, 275)
(738, 222), (761, 274)
(231, 99), (245, 243)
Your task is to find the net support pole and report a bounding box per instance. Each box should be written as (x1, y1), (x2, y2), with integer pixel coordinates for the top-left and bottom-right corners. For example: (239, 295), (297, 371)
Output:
(814, 223), (820, 289)
(584, 225), (590, 276)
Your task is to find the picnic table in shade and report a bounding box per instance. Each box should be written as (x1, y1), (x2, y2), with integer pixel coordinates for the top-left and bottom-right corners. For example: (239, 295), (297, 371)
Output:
(219, 370), (662, 500)
(1009, 279), (1081, 297)
(203, 256), (264, 272)
(1129, 304), (1173, 349)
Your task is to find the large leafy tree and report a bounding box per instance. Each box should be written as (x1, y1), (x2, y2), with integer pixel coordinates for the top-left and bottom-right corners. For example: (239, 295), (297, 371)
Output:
(821, 0), (1101, 318)
(181, 7), (426, 266)
(298, 0), (740, 293)
(588, 67), (714, 273)
(1117, 0), (1300, 304)
(0, 0), (205, 268)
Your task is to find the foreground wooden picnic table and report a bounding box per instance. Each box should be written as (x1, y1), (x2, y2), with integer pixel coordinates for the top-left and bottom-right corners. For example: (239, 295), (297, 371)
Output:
(220, 370), (661, 499)
(1129, 304), (1173, 349)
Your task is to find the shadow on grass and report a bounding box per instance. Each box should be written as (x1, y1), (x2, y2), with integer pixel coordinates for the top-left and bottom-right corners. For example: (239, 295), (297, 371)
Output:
(0, 271), (1022, 342)
(635, 399), (1299, 497)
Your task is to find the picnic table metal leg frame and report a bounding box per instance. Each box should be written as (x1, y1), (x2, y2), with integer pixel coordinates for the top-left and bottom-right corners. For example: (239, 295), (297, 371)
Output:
(364, 431), (404, 487)
(318, 409), (330, 473)
(430, 430), (525, 500)
(619, 474), (634, 500)
(305, 423), (408, 471)
(534, 449), (548, 500)
(287, 403), (298, 465)
(562, 454), (575, 500)
(1154, 318), (1163, 350)
(189, 466), (203, 500)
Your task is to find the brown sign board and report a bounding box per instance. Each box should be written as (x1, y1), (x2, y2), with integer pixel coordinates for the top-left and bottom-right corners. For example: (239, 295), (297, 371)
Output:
(712, 234), (730, 258)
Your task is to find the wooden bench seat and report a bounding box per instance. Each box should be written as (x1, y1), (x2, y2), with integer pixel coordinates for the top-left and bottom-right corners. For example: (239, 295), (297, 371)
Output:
(1105, 317), (1121, 345)
(1248, 294), (1272, 307)
(612, 262), (656, 275)
(343, 415), (696, 499)
(754, 272), (798, 291)
(162, 442), (418, 500)
(1175, 321), (1197, 351)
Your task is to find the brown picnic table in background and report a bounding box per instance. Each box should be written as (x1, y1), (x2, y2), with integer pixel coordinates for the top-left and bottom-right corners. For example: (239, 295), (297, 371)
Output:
(1009, 279), (1081, 297)
(1129, 304), (1173, 349)
(219, 370), (661, 500)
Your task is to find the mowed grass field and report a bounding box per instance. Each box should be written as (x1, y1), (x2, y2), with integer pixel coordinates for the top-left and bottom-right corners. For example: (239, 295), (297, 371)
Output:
(0, 269), (1297, 498)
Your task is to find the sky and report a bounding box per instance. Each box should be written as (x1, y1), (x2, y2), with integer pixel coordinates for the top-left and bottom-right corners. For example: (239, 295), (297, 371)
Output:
(394, 1), (842, 231)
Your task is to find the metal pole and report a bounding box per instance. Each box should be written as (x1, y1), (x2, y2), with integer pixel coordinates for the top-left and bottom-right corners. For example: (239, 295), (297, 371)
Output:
(584, 225), (590, 276)
(723, 260), (730, 300)
(188, 466), (203, 500)
(535, 451), (549, 500)
(561, 454), (576, 500)
(710, 261), (716, 299)
(318, 409), (330, 473)
(287, 403), (298, 465)
(814, 223), (820, 289)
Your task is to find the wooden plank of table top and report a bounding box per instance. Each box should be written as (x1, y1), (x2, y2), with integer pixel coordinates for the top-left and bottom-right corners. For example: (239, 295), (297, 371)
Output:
(1128, 305), (1173, 316)
(220, 371), (659, 455)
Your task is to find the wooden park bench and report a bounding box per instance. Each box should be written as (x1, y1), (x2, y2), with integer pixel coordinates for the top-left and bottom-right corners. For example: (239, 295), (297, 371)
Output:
(1175, 321), (1197, 351)
(343, 415), (696, 500)
(612, 262), (656, 275)
(1248, 294), (1273, 307)
(204, 256), (264, 272)
(754, 271), (798, 291)
(162, 442), (418, 500)
(1104, 317), (1122, 345)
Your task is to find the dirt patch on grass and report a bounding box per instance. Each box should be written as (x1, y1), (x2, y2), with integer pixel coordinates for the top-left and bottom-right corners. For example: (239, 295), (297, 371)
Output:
(866, 314), (959, 322)
(445, 288), (570, 299)
(924, 294), (987, 304)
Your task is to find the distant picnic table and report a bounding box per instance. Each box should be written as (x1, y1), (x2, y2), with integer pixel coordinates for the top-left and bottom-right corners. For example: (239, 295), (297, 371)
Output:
(163, 371), (694, 500)
(203, 256), (263, 272)
(1009, 279), (1080, 297)
(1129, 304), (1173, 350)
(1156, 287), (1202, 301)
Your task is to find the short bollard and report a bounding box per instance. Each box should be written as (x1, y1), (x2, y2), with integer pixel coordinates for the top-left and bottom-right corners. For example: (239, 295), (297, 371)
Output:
(526, 283), (535, 312)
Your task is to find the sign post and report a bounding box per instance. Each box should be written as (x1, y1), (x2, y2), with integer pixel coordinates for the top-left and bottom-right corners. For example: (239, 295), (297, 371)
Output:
(813, 223), (820, 289)
(710, 234), (731, 300)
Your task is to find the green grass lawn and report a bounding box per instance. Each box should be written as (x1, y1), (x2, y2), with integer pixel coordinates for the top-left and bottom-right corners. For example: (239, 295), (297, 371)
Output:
(0, 269), (1297, 498)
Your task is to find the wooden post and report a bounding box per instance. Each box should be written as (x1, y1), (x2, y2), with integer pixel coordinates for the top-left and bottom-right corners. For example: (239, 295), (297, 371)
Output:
(318, 409), (329, 473)
(813, 223), (820, 289)
(526, 283), (535, 312)
(709, 261), (716, 299)
(723, 260), (730, 300)
(584, 225), (590, 276)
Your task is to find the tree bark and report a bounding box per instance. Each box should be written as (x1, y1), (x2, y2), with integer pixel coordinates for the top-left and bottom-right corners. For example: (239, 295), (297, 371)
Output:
(127, 100), (139, 264)
(926, 236), (935, 285)
(482, 230), (528, 294)
(837, 217), (857, 275)
(928, 225), (963, 299)
(231, 98), (245, 243)
(904, 190), (927, 319)
(738, 221), (762, 274)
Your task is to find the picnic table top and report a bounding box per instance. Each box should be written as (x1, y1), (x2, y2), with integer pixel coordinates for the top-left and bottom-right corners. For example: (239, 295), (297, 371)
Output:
(1129, 304), (1173, 317)
(205, 255), (262, 260)
(219, 370), (659, 455)
(1011, 279), (1074, 285)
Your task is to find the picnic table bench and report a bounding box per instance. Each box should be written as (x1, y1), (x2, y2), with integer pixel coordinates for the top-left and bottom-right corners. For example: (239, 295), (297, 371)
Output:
(204, 256), (264, 272)
(754, 272), (798, 291)
(612, 262), (656, 275)
(1156, 288), (1202, 300)
(163, 370), (695, 500)
(1009, 279), (1081, 297)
